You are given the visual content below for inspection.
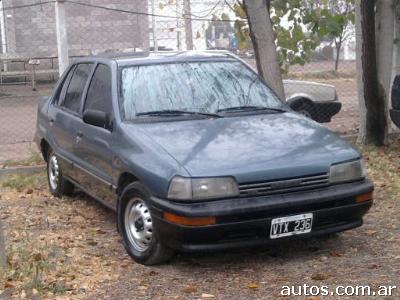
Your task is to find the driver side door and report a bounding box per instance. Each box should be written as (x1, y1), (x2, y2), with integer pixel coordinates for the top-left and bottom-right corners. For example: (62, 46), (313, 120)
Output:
(74, 63), (116, 209)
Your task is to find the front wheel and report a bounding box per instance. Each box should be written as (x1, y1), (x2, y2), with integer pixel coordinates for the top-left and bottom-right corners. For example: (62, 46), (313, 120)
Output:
(118, 183), (174, 265)
(47, 149), (74, 198)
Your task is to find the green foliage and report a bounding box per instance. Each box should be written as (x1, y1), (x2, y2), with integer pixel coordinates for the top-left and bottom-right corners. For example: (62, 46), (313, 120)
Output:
(231, 0), (354, 72)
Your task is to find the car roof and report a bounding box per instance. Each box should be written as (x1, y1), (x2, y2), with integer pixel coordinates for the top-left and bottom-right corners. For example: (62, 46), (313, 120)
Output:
(73, 50), (237, 67)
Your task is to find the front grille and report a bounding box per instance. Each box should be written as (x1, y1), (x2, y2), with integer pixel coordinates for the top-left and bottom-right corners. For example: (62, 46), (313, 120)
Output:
(239, 173), (330, 197)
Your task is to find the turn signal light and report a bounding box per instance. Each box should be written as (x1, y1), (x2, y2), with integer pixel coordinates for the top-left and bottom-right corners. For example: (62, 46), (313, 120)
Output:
(356, 191), (373, 203)
(163, 212), (216, 226)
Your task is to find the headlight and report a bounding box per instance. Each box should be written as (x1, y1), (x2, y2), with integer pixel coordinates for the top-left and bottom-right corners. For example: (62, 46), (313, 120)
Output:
(329, 159), (366, 184)
(168, 176), (239, 200)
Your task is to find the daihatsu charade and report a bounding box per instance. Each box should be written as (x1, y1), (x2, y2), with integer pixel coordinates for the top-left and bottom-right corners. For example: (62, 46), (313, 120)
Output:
(35, 51), (374, 265)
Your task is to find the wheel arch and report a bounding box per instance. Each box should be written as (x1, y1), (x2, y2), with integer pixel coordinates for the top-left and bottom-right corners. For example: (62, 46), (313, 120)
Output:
(40, 139), (51, 162)
(117, 172), (139, 196)
(287, 96), (314, 109)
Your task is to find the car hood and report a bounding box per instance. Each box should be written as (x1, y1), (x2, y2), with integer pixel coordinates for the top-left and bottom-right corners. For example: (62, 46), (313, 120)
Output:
(131, 113), (359, 183)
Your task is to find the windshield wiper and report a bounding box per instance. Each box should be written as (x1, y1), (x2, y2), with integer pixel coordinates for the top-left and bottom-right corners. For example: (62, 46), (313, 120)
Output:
(136, 110), (222, 118)
(216, 106), (287, 113)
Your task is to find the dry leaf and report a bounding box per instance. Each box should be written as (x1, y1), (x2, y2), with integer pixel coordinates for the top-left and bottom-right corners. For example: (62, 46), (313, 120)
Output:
(202, 294), (215, 298)
(248, 283), (259, 289)
(311, 273), (330, 281)
(183, 285), (197, 294)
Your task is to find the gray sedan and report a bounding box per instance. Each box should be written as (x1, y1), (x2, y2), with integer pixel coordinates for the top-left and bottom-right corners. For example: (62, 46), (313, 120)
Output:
(35, 51), (373, 265)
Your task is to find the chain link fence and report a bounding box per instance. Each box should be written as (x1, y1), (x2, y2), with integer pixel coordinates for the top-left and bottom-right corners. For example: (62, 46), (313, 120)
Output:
(0, 0), (358, 163)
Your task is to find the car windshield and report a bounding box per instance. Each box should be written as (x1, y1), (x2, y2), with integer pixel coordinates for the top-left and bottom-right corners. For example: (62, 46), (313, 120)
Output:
(120, 61), (286, 120)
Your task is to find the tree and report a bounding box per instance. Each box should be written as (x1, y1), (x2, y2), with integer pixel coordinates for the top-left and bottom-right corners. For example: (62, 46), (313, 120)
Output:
(243, 0), (285, 100)
(308, 0), (355, 72)
(233, 0), (320, 72)
(358, 0), (388, 146)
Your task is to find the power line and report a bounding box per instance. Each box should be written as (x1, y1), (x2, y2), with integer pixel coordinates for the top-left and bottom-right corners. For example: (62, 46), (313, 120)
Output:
(0, 1), (55, 12)
(64, 0), (239, 22)
(0, 0), (243, 23)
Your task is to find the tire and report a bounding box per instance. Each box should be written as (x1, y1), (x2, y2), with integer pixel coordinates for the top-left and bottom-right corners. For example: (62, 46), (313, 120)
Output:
(118, 182), (174, 266)
(290, 100), (316, 120)
(46, 149), (74, 198)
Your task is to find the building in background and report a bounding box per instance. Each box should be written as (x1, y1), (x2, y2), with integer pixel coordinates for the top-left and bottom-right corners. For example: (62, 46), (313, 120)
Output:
(0, 0), (149, 58)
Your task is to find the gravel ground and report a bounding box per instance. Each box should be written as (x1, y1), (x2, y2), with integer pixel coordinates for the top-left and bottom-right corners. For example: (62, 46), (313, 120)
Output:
(0, 143), (399, 299)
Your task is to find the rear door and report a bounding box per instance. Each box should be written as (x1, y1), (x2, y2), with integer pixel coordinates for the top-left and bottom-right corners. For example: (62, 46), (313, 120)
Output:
(74, 63), (116, 208)
(48, 63), (94, 179)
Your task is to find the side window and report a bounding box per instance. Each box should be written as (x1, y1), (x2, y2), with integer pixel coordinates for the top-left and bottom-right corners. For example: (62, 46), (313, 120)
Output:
(84, 64), (113, 114)
(53, 65), (75, 105)
(61, 63), (93, 113)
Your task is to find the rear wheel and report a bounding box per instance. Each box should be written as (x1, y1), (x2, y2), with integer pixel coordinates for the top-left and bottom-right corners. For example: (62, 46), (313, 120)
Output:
(119, 183), (174, 265)
(47, 149), (74, 198)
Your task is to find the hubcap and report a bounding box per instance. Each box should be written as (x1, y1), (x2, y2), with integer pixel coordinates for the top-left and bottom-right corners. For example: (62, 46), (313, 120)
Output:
(48, 154), (59, 191)
(124, 198), (153, 252)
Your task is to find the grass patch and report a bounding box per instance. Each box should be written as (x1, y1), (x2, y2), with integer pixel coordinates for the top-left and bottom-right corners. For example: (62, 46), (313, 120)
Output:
(1, 152), (44, 169)
(1, 172), (47, 192)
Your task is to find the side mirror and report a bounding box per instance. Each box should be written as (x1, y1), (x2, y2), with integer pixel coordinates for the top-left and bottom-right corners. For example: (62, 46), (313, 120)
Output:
(83, 109), (112, 131)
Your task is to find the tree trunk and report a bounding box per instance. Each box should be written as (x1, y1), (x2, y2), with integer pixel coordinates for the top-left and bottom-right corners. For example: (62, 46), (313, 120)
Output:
(356, 0), (367, 143)
(0, 221), (6, 269)
(359, 0), (388, 146)
(376, 0), (394, 138)
(334, 39), (342, 72)
(243, 0), (285, 100)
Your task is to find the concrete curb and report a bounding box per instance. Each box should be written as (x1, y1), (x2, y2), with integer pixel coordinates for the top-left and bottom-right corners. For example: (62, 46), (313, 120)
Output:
(0, 165), (45, 178)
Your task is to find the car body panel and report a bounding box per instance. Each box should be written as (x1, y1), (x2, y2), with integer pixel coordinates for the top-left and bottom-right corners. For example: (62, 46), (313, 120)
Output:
(129, 113), (359, 182)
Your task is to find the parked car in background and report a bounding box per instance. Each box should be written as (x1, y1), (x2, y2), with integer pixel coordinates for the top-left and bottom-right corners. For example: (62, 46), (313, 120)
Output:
(35, 51), (373, 265)
(284, 80), (342, 123)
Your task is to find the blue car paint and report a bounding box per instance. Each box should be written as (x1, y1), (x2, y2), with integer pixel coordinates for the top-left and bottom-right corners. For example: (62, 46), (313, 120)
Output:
(36, 51), (361, 209)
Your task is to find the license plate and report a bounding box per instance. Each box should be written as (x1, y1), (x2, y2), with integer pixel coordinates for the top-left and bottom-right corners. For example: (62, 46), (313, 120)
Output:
(270, 213), (313, 239)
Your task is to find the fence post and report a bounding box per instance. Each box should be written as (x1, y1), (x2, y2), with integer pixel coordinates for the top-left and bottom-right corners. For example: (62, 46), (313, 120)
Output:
(0, 0), (8, 71)
(55, 0), (69, 76)
(151, 0), (158, 51)
(183, 0), (193, 50)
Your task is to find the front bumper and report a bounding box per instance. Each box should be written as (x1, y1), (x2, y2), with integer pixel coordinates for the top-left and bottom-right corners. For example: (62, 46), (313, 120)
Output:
(150, 180), (373, 252)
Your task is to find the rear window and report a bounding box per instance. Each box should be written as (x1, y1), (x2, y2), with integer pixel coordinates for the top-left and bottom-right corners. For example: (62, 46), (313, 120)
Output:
(61, 63), (93, 113)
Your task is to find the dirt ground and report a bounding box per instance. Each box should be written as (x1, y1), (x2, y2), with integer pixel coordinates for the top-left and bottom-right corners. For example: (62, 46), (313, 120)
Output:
(0, 142), (399, 300)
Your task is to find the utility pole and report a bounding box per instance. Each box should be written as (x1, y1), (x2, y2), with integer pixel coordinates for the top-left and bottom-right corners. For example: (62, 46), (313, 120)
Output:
(55, 0), (69, 75)
(183, 0), (193, 50)
(151, 0), (158, 51)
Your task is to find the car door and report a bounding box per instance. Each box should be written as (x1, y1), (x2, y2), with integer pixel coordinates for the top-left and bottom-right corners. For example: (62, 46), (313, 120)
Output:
(48, 63), (94, 179)
(74, 63), (116, 209)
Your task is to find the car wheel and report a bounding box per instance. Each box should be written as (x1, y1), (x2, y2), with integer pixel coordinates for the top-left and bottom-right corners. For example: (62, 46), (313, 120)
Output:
(118, 183), (174, 265)
(47, 149), (74, 198)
